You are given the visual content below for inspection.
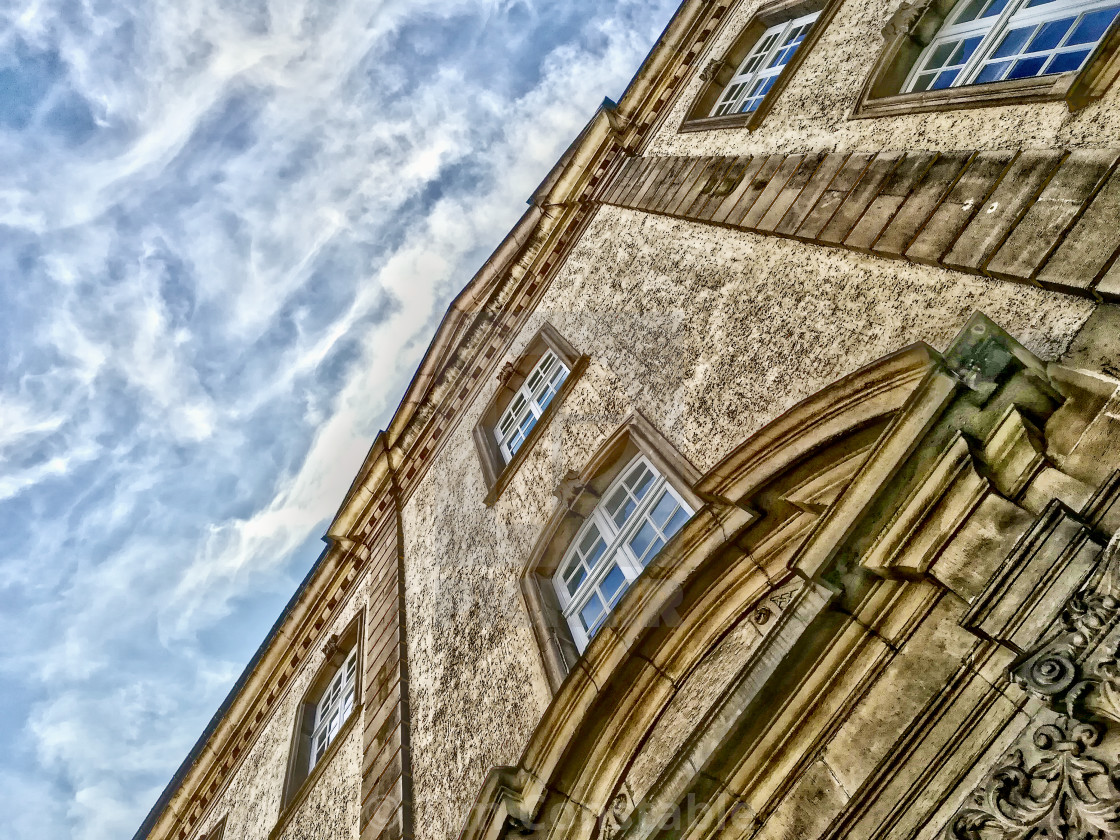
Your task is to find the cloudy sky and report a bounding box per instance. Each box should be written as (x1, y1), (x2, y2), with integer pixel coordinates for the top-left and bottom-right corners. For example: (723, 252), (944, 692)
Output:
(0, 1), (680, 837)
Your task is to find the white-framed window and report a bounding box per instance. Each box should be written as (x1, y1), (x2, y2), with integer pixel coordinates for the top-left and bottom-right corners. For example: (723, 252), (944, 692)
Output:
(552, 455), (693, 651)
(711, 11), (821, 116)
(494, 350), (569, 462)
(309, 647), (357, 770)
(904, 0), (1120, 91)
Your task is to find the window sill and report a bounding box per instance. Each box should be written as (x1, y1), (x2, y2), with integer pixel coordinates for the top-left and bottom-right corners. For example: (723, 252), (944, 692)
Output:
(269, 705), (362, 840)
(679, 111), (763, 134)
(483, 355), (589, 507)
(852, 72), (1078, 119)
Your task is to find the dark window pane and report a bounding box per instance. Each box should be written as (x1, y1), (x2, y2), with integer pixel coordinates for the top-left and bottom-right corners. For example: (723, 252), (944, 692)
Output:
(926, 40), (960, 70)
(955, 0), (991, 23)
(1046, 47), (1091, 72)
(1025, 0), (1059, 6)
(1067, 7), (1120, 45)
(993, 26), (1034, 58)
(983, 0), (1013, 16)
(975, 59), (1012, 82)
(1007, 55), (1048, 77)
(1028, 17), (1075, 51)
(911, 72), (936, 91)
(931, 68), (961, 88)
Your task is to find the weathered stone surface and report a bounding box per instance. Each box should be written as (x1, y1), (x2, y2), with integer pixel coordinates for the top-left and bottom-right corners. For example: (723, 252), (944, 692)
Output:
(757, 153), (825, 232)
(725, 155), (785, 226)
(872, 152), (973, 257)
(1036, 166), (1120, 290)
(774, 152), (849, 237)
(710, 156), (765, 224)
(740, 154), (804, 229)
(819, 152), (903, 244)
(934, 150), (1066, 274)
(795, 152), (874, 240)
(845, 151), (936, 252)
(905, 151), (1016, 265)
(988, 149), (1120, 281)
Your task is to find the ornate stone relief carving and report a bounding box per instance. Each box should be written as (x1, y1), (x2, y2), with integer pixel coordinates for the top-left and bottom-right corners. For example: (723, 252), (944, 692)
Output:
(949, 535), (1120, 839)
(880, 0), (924, 41)
(698, 58), (725, 82)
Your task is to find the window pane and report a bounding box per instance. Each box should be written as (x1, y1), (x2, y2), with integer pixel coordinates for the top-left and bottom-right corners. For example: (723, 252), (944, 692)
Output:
(601, 564), (628, 605)
(1028, 16), (1076, 51)
(1046, 46), (1092, 71)
(1068, 7), (1120, 45)
(629, 526), (665, 565)
(925, 40), (959, 71)
(1025, 0), (1060, 6)
(580, 594), (605, 634)
(1007, 55), (1048, 77)
(975, 59), (1012, 82)
(931, 68), (961, 88)
(952, 35), (984, 64)
(650, 490), (679, 528)
(664, 507), (690, 538)
(565, 565), (587, 596)
(955, 0), (993, 22)
(911, 72), (937, 91)
(993, 26), (1034, 58)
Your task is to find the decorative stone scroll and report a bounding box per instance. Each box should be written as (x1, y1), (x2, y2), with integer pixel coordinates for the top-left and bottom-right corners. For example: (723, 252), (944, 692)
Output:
(949, 534), (1120, 839)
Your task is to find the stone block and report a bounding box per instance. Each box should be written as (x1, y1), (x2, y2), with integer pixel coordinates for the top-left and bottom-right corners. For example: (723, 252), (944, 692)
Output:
(844, 151), (937, 252)
(818, 151), (903, 244)
(774, 152), (849, 236)
(656, 157), (704, 214)
(1036, 165), (1120, 291)
(689, 157), (740, 218)
(631, 157), (678, 211)
(677, 157), (728, 217)
(795, 152), (874, 239)
(757, 153), (826, 232)
(739, 154), (804, 229)
(710, 156), (766, 224)
(872, 152), (974, 257)
(1098, 257), (1120, 299)
(988, 149), (1120, 282)
(905, 151), (1016, 265)
(665, 158), (714, 215)
(942, 150), (1065, 273)
(646, 157), (689, 213)
(725, 155), (786, 226)
(600, 157), (641, 205)
(615, 157), (652, 207)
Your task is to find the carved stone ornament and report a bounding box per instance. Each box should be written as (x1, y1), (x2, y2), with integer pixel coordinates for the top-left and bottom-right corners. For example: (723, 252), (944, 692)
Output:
(553, 469), (597, 510)
(699, 58), (725, 82)
(322, 633), (342, 661)
(949, 718), (1120, 839)
(948, 534), (1120, 839)
(497, 361), (518, 388)
(598, 784), (635, 840)
(881, 1), (924, 41)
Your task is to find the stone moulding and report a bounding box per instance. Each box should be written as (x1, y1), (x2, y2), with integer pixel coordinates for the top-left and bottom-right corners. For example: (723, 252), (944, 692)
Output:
(599, 148), (1120, 301)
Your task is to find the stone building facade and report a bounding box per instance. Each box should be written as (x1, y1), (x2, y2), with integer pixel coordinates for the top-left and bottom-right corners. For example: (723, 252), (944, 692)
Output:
(133, 2), (1120, 840)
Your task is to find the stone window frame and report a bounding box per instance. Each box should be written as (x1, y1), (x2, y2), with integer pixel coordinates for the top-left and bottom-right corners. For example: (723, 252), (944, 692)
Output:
(520, 411), (702, 693)
(852, 0), (1120, 117)
(276, 612), (364, 825)
(473, 323), (589, 506)
(680, 0), (846, 133)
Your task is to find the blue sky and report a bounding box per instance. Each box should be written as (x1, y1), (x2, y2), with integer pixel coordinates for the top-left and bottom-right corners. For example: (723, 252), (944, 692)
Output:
(0, 2), (679, 837)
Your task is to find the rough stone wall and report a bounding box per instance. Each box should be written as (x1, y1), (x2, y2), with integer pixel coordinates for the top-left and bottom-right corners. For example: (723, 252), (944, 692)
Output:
(190, 577), (368, 840)
(400, 199), (1094, 840)
(650, 0), (1120, 157)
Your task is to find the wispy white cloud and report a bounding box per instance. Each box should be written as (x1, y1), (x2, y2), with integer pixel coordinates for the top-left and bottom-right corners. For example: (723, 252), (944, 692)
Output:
(0, 1), (680, 838)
